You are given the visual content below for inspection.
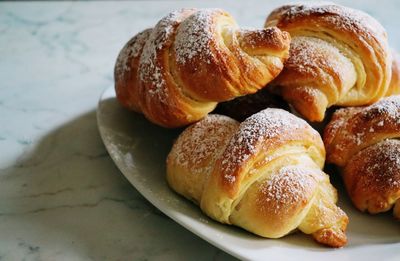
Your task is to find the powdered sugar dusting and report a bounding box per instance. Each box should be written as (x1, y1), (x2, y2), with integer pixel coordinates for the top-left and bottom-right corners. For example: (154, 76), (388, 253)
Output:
(324, 107), (360, 145)
(131, 30), (153, 59)
(174, 9), (219, 65)
(257, 166), (317, 214)
(353, 96), (400, 143)
(355, 139), (400, 191)
(324, 108), (349, 138)
(238, 27), (285, 50)
(221, 108), (306, 184)
(353, 95), (400, 145)
(325, 96), (400, 165)
(361, 95), (400, 124)
(115, 29), (152, 79)
(139, 10), (194, 103)
(278, 3), (386, 43)
(174, 115), (239, 175)
(286, 36), (352, 80)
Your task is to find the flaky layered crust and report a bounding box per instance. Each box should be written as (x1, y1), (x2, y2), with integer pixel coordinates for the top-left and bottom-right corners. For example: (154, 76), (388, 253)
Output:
(386, 51), (400, 96)
(115, 8), (290, 128)
(167, 109), (348, 247)
(265, 3), (392, 122)
(324, 96), (400, 218)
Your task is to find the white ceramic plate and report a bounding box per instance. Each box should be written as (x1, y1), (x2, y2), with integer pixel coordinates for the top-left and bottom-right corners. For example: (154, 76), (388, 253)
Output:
(97, 86), (399, 261)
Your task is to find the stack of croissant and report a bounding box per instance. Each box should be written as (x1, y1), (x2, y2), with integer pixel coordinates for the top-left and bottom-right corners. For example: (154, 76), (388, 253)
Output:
(114, 2), (400, 248)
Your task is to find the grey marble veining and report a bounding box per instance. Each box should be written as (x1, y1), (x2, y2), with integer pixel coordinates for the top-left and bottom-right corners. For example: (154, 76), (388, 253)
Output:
(0, 1), (399, 260)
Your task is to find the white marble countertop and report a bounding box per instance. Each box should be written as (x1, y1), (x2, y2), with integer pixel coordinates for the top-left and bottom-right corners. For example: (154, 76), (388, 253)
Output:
(0, 1), (399, 260)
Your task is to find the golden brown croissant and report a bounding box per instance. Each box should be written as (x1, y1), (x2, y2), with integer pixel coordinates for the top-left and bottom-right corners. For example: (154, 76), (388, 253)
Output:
(167, 108), (348, 247)
(265, 3), (392, 122)
(324, 96), (400, 218)
(115, 8), (290, 128)
(386, 50), (400, 96)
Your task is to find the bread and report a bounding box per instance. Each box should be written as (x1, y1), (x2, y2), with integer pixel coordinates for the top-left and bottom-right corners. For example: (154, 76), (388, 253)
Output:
(265, 3), (392, 122)
(115, 8), (290, 128)
(167, 108), (348, 247)
(386, 50), (400, 96)
(324, 96), (400, 218)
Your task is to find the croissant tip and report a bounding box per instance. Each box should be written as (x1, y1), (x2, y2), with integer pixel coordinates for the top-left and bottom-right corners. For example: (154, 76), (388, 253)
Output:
(238, 27), (291, 56)
(312, 227), (348, 248)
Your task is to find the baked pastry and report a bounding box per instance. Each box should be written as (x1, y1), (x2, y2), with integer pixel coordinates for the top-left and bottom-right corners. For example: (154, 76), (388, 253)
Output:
(167, 108), (348, 247)
(265, 3), (392, 122)
(115, 8), (290, 128)
(324, 96), (400, 218)
(386, 50), (400, 96)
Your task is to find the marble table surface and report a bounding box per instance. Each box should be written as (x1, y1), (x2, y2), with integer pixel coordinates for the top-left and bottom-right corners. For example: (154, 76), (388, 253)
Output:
(0, 1), (399, 260)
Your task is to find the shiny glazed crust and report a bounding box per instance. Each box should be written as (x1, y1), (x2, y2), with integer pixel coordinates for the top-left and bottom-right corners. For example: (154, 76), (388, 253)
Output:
(324, 96), (400, 218)
(115, 8), (290, 128)
(167, 108), (348, 247)
(265, 3), (392, 122)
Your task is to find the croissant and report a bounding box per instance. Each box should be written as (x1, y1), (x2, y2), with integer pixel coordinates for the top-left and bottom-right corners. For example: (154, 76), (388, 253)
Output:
(264, 3), (392, 122)
(167, 108), (348, 247)
(324, 96), (400, 218)
(114, 8), (290, 128)
(386, 50), (400, 96)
